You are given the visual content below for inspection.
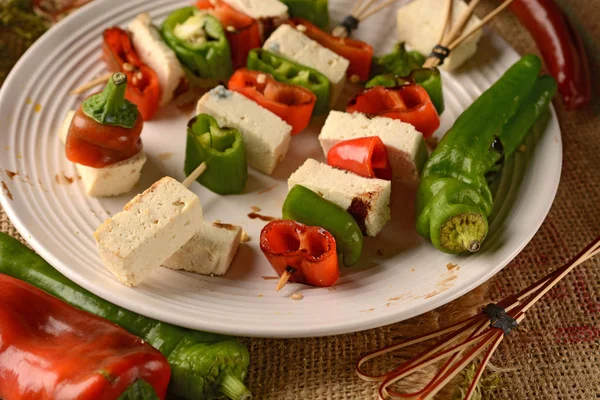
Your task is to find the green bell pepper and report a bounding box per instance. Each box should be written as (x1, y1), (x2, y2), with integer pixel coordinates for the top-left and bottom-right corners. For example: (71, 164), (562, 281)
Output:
(162, 7), (232, 83)
(0, 233), (251, 400)
(280, 0), (329, 29)
(82, 72), (138, 128)
(416, 55), (554, 254)
(371, 42), (425, 79)
(283, 185), (363, 266)
(184, 114), (247, 195)
(247, 48), (330, 115)
(367, 67), (445, 115)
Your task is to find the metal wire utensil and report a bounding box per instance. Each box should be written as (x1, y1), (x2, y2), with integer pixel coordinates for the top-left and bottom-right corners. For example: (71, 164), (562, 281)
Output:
(356, 236), (600, 400)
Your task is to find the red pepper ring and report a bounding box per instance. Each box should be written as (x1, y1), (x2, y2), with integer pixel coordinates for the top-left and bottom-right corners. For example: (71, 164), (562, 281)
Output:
(228, 69), (316, 135)
(260, 220), (340, 290)
(347, 85), (441, 138)
(327, 137), (392, 180)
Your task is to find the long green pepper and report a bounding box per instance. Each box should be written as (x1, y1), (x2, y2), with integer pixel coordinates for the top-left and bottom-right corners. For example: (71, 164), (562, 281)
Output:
(0, 233), (251, 400)
(279, 0), (329, 29)
(416, 55), (555, 254)
(185, 114), (248, 195)
(247, 48), (330, 115)
(162, 7), (232, 84)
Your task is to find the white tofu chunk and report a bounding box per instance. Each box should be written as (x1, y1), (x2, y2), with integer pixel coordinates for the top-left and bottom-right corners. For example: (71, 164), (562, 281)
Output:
(162, 221), (242, 276)
(288, 159), (391, 237)
(263, 24), (350, 106)
(396, 0), (482, 71)
(319, 111), (427, 181)
(129, 13), (186, 106)
(222, 0), (288, 38)
(196, 86), (292, 175)
(94, 177), (203, 287)
(58, 111), (146, 197)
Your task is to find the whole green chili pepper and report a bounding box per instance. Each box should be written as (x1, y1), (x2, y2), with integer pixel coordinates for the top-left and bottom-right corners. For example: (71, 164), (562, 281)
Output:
(416, 55), (546, 254)
(0, 233), (251, 400)
(371, 42), (425, 79)
(279, 0), (329, 29)
(162, 7), (232, 83)
(82, 72), (138, 128)
(283, 185), (363, 266)
(484, 74), (557, 181)
(184, 114), (248, 195)
(367, 67), (445, 115)
(247, 48), (330, 115)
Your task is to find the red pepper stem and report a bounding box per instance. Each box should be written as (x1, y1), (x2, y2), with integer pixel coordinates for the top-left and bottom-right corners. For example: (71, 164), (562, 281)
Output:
(276, 266), (296, 292)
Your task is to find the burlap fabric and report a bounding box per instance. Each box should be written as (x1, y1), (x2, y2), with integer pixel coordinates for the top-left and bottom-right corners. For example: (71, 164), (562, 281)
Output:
(1, 0), (599, 398)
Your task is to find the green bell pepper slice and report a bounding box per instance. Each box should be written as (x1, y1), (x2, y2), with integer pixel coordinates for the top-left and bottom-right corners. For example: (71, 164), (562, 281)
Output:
(283, 185), (363, 267)
(162, 7), (232, 83)
(371, 42), (425, 79)
(82, 72), (138, 128)
(416, 55), (552, 254)
(0, 233), (251, 400)
(367, 67), (445, 115)
(280, 0), (329, 29)
(184, 113), (248, 195)
(247, 48), (330, 115)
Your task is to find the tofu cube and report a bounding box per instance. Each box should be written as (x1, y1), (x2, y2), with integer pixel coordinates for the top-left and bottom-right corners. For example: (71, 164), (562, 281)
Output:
(222, 0), (289, 39)
(319, 111), (427, 181)
(196, 86), (292, 175)
(396, 0), (482, 71)
(129, 13), (186, 106)
(94, 177), (203, 287)
(288, 159), (392, 237)
(162, 221), (242, 276)
(58, 111), (146, 197)
(263, 24), (350, 106)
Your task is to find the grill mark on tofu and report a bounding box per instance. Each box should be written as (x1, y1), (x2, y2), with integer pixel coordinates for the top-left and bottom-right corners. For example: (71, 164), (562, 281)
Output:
(347, 196), (372, 234)
(213, 222), (238, 231)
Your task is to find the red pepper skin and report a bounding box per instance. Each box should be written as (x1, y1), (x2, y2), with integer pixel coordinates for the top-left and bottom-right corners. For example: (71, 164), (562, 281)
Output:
(228, 68), (316, 135)
(0, 274), (170, 400)
(197, 0), (262, 70)
(327, 137), (392, 180)
(347, 85), (440, 138)
(260, 220), (339, 287)
(287, 18), (374, 81)
(509, 0), (591, 110)
(102, 27), (161, 120)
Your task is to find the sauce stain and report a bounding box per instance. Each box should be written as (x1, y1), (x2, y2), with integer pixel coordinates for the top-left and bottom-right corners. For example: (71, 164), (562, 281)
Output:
(1, 181), (12, 200)
(257, 184), (278, 194)
(247, 212), (276, 222)
(446, 263), (459, 271)
(251, 205), (261, 212)
(25, 98), (32, 105)
(213, 222), (237, 231)
(157, 152), (174, 162)
(261, 276), (279, 280)
(5, 170), (17, 180)
(55, 173), (74, 184)
(34, 104), (42, 113)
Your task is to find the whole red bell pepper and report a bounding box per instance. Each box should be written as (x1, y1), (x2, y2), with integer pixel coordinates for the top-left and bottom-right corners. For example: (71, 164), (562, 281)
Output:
(102, 27), (161, 120)
(260, 220), (339, 290)
(508, 0), (591, 110)
(0, 274), (171, 400)
(287, 18), (373, 82)
(327, 137), (392, 180)
(347, 85), (440, 138)
(196, 0), (262, 70)
(228, 68), (316, 135)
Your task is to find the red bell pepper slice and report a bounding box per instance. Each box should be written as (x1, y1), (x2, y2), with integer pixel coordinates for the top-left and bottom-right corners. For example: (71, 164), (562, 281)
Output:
(327, 137), (392, 180)
(228, 68), (316, 135)
(347, 85), (441, 138)
(0, 274), (171, 400)
(197, 0), (262, 70)
(260, 220), (339, 289)
(287, 18), (373, 81)
(102, 27), (161, 121)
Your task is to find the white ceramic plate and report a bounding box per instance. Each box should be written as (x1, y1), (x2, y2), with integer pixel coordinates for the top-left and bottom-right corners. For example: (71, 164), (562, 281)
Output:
(0, 0), (561, 338)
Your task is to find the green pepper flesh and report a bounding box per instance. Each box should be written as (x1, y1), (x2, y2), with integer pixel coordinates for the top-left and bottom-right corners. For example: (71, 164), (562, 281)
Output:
(280, 0), (329, 29)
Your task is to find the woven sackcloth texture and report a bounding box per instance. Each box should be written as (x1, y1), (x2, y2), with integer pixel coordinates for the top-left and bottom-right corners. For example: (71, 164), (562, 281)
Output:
(1, 0), (599, 398)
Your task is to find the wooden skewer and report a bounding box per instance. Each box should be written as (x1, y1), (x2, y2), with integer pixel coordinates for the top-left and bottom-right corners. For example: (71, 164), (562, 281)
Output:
(334, 0), (400, 37)
(437, 0), (454, 45)
(69, 72), (112, 95)
(275, 266), (296, 291)
(181, 162), (207, 188)
(360, 0), (400, 21)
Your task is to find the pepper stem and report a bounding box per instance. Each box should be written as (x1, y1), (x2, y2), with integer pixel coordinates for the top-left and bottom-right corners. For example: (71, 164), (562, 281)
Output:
(439, 213), (487, 254)
(98, 73), (127, 125)
(276, 266), (296, 292)
(220, 374), (252, 400)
